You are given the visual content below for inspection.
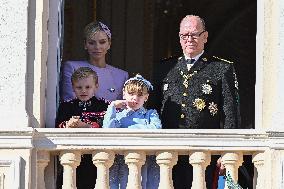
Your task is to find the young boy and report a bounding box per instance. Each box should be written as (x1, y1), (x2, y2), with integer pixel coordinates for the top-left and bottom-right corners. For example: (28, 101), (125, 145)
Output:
(103, 74), (161, 189)
(56, 67), (109, 189)
(56, 67), (109, 128)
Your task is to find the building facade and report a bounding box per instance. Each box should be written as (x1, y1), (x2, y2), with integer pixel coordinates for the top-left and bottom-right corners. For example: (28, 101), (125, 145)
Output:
(1, 0), (284, 188)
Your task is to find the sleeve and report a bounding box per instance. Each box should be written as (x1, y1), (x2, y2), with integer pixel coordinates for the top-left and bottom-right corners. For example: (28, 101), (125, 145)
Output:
(221, 64), (241, 129)
(102, 102), (122, 128)
(147, 62), (163, 114)
(61, 62), (75, 101)
(128, 109), (162, 129)
(117, 71), (129, 100)
(55, 102), (70, 128)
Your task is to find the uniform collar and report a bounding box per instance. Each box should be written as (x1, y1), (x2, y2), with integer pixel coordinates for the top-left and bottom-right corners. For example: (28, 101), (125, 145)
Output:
(125, 107), (147, 116)
(183, 50), (204, 62)
(175, 52), (210, 76)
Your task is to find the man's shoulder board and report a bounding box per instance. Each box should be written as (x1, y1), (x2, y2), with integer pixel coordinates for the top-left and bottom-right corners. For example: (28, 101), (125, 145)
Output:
(212, 56), (234, 64)
(161, 55), (179, 62)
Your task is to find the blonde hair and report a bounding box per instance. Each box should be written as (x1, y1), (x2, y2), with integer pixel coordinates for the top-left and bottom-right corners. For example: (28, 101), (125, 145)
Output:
(123, 80), (149, 96)
(84, 21), (111, 41)
(71, 67), (98, 85)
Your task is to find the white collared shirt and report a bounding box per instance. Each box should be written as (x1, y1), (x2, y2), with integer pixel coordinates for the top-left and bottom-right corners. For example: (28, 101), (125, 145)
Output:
(184, 51), (204, 71)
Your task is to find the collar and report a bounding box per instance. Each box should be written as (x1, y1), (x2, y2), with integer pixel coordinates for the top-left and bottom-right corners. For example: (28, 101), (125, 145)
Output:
(184, 50), (204, 62)
(125, 107), (147, 116)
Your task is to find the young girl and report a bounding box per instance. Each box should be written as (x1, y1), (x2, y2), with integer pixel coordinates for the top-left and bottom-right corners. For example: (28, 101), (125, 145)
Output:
(103, 74), (161, 189)
(56, 67), (109, 189)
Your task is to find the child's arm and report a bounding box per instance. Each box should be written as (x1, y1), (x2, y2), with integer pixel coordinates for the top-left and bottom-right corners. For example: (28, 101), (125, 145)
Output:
(102, 101), (125, 128)
(128, 109), (162, 129)
(56, 102), (70, 128)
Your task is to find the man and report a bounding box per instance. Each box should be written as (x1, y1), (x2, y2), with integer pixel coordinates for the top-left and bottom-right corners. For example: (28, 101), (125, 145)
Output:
(149, 15), (251, 188)
(152, 15), (240, 130)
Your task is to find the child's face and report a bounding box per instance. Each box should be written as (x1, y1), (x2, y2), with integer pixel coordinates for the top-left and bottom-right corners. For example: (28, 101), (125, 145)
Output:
(72, 76), (98, 101)
(123, 91), (149, 110)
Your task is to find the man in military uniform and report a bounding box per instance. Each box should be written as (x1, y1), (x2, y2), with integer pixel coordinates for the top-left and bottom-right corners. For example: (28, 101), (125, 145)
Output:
(152, 15), (240, 130)
(149, 15), (252, 188)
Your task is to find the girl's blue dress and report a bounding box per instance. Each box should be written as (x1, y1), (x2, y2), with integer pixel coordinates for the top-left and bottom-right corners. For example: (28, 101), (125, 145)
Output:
(103, 102), (162, 189)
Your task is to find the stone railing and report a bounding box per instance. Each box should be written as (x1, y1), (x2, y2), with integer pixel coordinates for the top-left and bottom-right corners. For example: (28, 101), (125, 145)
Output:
(32, 128), (273, 189)
(2, 128), (284, 189)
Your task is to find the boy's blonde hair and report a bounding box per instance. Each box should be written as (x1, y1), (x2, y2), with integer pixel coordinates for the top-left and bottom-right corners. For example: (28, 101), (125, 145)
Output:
(71, 67), (98, 85)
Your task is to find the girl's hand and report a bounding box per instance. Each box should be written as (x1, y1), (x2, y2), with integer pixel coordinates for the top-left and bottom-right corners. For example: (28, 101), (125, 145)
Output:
(112, 100), (127, 109)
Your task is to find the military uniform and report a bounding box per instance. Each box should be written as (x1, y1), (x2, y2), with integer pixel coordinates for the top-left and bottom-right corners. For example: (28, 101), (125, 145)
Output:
(151, 53), (241, 129)
(149, 53), (245, 189)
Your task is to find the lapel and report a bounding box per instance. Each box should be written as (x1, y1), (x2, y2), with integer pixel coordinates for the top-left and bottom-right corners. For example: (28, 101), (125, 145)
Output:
(175, 56), (188, 76)
(188, 53), (210, 74)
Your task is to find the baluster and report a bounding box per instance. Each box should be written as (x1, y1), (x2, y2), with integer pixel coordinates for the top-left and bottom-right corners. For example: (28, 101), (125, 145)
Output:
(37, 151), (50, 189)
(156, 151), (178, 189)
(59, 151), (81, 189)
(125, 151), (146, 189)
(92, 151), (115, 189)
(252, 152), (265, 189)
(221, 152), (243, 189)
(189, 151), (211, 189)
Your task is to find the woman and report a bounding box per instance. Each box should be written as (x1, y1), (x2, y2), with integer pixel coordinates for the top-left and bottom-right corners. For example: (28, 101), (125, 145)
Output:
(61, 21), (128, 102)
(57, 21), (128, 189)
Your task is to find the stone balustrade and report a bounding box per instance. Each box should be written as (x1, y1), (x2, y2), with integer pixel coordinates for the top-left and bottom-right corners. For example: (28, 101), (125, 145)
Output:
(2, 128), (284, 188)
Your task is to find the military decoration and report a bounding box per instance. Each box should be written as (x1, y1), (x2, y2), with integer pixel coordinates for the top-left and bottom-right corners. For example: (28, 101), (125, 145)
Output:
(201, 84), (212, 94)
(208, 102), (218, 116)
(193, 98), (206, 111)
(180, 71), (195, 89)
(163, 84), (168, 91)
(183, 80), (189, 88)
(233, 72), (239, 89)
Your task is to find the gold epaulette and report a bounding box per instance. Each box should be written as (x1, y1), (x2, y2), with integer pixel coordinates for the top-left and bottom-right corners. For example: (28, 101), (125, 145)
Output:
(213, 56), (234, 64)
(162, 55), (179, 62)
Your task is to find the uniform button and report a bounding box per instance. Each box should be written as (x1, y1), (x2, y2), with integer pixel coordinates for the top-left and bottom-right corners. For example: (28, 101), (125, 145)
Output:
(180, 114), (185, 118)
(183, 93), (187, 97)
(182, 103), (186, 107)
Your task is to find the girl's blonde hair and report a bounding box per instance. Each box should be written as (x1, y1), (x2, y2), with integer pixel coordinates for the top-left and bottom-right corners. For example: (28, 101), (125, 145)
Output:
(123, 80), (149, 96)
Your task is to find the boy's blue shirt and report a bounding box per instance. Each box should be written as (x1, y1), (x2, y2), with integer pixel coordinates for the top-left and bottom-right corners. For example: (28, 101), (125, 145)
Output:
(103, 102), (162, 129)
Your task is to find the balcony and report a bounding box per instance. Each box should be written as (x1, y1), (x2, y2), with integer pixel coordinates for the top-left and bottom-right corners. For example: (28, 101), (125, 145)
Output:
(1, 128), (283, 188)
(29, 128), (278, 189)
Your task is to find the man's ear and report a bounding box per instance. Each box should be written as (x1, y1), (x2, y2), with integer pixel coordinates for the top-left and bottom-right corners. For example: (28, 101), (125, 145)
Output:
(203, 31), (208, 43)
